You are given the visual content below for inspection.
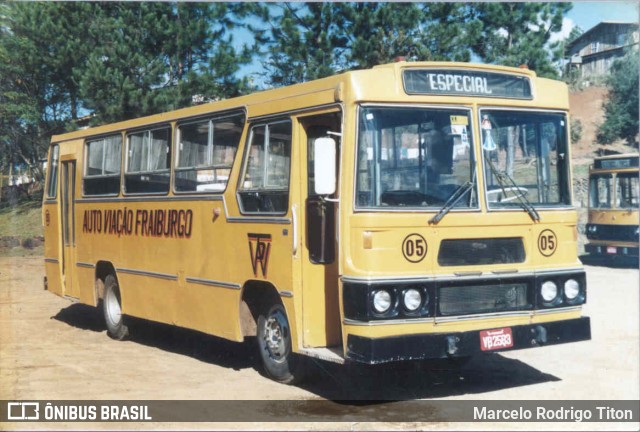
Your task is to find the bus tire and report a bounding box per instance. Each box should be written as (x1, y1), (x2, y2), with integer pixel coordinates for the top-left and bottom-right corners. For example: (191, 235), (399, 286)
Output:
(103, 274), (129, 340)
(257, 303), (302, 384)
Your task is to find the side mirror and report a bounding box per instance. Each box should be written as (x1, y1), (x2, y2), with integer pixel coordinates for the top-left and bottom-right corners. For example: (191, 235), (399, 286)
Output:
(313, 137), (336, 195)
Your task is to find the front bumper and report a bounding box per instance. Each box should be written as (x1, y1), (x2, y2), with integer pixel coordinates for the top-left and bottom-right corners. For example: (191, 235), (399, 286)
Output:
(586, 243), (639, 258)
(346, 317), (590, 364)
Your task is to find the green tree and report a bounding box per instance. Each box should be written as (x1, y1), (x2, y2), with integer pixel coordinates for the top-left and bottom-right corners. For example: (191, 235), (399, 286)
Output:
(260, 3), (346, 86)
(260, 2), (480, 86)
(0, 2), (253, 178)
(0, 2), (91, 178)
(470, 2), (572, 78)
(80, 2), (253, 124)
(260, 2), (572, 86)
(416, 3), (481, 63)
(335, 2), (479, 67)
(597, 51), (639, 147)
(560, 25), (584, 88)
(336, 2), (426, 68)
(566, 25), (584, 45)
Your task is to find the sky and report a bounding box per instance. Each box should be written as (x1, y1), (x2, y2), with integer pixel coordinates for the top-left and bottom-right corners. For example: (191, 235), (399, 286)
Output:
(554, 1), (639, 43)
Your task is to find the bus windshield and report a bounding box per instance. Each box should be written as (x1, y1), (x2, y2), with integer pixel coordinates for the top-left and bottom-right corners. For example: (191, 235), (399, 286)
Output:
(481, 110), (571, 208)
(616, 173), (639, 209)
(356, 106), (476, 208)
(589, 174), (613, 209)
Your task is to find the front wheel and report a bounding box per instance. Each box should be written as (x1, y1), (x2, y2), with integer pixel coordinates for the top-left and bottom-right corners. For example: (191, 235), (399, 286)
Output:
(103, 274), (129, 340)
(257, 304), (303, 384)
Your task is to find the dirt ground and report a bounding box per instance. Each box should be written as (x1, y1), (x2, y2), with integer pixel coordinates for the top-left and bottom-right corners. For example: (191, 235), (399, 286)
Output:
(0, 255), (638, 431)
(569, 86), (608, 153)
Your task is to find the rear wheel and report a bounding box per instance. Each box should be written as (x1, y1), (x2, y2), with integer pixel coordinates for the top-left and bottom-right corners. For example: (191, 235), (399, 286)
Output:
(257, 303), (303, 384)
(103, 274), (129, 340)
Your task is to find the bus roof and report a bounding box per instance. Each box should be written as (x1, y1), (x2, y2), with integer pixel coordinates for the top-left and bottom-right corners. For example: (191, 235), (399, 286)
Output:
(51, 61), (560, 145)
(593, 153), (640, 161)
(591, 153), (640, 171)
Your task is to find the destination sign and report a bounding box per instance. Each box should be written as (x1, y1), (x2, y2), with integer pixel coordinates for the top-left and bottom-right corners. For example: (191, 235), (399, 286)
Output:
(595, 156), (639, 169)
(403, 69), (532, 99)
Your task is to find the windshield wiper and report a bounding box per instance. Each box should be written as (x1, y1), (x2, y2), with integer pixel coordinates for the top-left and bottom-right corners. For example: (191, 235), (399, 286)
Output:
(429, 180), (475, 225)
(485, 158), (540, 222)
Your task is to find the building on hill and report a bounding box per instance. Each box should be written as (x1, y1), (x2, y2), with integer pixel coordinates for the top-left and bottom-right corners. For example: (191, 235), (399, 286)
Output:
(566, 22), (639, 83)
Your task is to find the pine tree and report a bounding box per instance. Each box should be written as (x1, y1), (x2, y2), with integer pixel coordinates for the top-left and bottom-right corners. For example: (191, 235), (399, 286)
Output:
(0, 2), (91, 177)
(0, 1), (253, 174)
(80, 2), (253, 124)
(470, 2), (571, 78)
(260, 3), (347, 86)
(260, 2), (479, 86)
(336, 2), (426, 68)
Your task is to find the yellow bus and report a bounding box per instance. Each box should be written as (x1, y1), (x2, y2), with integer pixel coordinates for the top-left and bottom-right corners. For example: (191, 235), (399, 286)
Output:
(586, 153), (639, 259)
(43, 61), (590, 383)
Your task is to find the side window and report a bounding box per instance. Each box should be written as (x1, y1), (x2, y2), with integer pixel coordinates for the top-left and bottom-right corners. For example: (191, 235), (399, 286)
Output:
(125, 127), (171, 194)
(84, 135), (122, 196)
(616, 173), (639, 209)
(46, 145), (60, 198)
(175, 112), (245, 193)
(238, 120), (292, 214)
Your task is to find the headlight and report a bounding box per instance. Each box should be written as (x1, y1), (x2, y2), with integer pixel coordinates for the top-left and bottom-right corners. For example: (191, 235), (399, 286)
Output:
(372, 290), (392, 313)
(403, 288), (422, 311)
(564, 279), (580, 300)
(541, 281), (558, 302)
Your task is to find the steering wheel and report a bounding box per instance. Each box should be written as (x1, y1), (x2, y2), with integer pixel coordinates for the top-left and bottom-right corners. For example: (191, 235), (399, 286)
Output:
(487, 187), (529, 203)
(380, 190), (428, 206)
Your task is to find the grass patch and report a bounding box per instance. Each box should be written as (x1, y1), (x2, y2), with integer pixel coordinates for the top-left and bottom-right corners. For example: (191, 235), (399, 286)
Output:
(572, 163), (590, 181)
(0, 245), (44, 257)
(0, 198), (43, 238)
(0, 193), (44, 257)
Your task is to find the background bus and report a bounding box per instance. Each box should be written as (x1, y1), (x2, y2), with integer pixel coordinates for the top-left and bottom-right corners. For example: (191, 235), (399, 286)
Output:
(586, 153), (640, 259)
(43, 61), (590, 384)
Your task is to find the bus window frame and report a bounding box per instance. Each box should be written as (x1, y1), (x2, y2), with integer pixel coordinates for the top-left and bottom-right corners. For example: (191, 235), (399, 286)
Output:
(352, 103), (480, 214)
(173, 110), (246, 195)
(82, 132), (124, 198)
(478, 106), (574, 212)
(237, 118), (293, 216)
(589, 172), (614, 209)
(123, 124), (172, 196)
(614, 172), (639, 209)
(46, 144), (60, 199)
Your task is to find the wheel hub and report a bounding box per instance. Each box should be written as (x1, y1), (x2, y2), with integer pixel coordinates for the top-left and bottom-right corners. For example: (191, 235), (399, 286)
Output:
(105, 288), (122, 325)
(263, 311), (288, 361)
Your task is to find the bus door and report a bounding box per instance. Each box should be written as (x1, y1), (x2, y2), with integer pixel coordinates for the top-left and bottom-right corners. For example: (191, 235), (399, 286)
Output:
(298, 113), (342, 347)
(60, 159), (79, 299)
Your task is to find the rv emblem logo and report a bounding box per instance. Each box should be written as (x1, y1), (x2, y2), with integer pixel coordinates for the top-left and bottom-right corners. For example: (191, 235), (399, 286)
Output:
(248, 233), (272, 277)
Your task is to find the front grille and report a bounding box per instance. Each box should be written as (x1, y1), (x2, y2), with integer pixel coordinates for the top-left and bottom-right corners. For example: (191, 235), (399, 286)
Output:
(438, 238), (525, 266)
(586, 224), (638, 243)
(438, 282), (531, 316)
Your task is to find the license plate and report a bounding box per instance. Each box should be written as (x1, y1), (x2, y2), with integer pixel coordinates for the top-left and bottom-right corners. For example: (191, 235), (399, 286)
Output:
(480, 327), (514, 351)
(607, 246), (617, 254)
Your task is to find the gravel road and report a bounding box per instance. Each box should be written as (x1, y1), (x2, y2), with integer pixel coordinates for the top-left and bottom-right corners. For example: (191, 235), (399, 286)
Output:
(1, 256), (638, 431)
